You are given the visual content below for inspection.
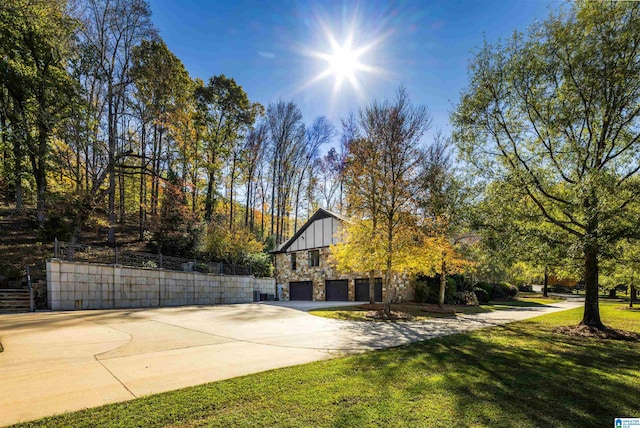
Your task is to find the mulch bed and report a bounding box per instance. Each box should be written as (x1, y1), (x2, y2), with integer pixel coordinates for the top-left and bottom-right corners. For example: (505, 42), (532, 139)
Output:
(356, 303), (458, 320)
(554, 325), (640, 341)
(365, 310), (413, 320)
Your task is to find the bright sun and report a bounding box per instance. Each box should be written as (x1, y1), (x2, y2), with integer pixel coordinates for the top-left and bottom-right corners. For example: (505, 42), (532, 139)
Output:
(301, 22), (386, 99)
(321, 38), (363, 89)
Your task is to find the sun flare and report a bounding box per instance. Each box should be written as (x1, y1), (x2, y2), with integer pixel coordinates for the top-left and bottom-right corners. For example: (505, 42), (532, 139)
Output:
(300, 20), (388, 100)
(318, 36), (365, 90)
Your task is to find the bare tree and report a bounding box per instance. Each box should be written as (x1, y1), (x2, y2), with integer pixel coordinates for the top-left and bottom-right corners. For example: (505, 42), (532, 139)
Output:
(78, 0), (154, 245)
(266, 100), (305, 244)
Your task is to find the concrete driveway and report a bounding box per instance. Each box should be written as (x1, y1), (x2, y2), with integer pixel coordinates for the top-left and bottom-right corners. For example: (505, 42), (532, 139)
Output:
(0, 299), (582, 426)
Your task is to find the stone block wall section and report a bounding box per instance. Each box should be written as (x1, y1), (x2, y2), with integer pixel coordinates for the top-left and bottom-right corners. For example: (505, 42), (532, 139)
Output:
(47, 259), (275, 311)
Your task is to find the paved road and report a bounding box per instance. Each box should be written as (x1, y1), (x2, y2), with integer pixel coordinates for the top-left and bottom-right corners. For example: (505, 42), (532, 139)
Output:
(0, 299), (582, 426)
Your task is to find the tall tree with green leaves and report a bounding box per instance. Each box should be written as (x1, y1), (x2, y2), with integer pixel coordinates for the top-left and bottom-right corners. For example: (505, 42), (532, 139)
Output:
(0, 0), (78, 223)
(473, 179), (578, 296)
(131, 38), (192, 238)
(453, 2), (640, 328)
(195, 75), (258, 223)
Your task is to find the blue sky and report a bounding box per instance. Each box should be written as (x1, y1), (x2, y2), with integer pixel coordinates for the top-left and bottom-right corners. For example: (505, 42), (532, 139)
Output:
(148, 0), (561, 146)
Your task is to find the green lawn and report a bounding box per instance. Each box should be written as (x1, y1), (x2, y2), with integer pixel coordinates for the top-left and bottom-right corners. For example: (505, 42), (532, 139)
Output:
(13, 301), (639, 428)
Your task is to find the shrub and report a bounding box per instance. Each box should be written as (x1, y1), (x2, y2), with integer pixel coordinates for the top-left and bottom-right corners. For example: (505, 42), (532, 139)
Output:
(414, 276), (456, 304)
(414, 281), (430, 303)
(518, 284), (533, 292)
(141, 260), (158, 269)
(496, 282), (512, 299)
(474, 287), (490, 304)
(509, 285), (519, 297)
(450, 274), (473, 292)
(39, 214), (72, 242)
(550, 285), (572, 294)
(475, 281), (493, 297)
(245, 252), (273, 277)
(455, 291), (479, 306)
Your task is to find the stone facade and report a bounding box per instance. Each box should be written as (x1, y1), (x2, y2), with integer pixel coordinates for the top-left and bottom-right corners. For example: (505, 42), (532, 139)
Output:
(47, 259), (275, 311)
(274, 247), (414, 302)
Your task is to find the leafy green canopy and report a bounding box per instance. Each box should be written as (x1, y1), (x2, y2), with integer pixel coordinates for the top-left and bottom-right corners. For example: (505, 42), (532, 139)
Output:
(453, 2), (640, 327)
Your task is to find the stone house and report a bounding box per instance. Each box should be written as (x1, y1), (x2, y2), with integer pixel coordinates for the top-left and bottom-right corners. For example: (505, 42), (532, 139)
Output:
(271, 208), (414, 302)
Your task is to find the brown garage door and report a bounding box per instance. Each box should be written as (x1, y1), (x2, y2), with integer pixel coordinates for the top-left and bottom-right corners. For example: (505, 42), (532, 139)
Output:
(325, 280), (349, 301)
(289, 281), (313, 301)
(355, 278), (383, 302)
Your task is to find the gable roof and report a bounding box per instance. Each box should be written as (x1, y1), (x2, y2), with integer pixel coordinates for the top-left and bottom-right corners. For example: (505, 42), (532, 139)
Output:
(270, 208), (346, 254)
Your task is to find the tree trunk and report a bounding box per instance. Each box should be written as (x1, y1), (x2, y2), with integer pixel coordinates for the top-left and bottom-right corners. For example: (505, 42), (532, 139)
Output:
(580, 245), (604, 328)
(13, 143), (23, 210)
(368, 270), (375, 305)
(438, 256), (446, 308)
(205, 169), (215, 221)
(260, 189), (265, 238)
(34, 120), (48, 226)
(35, 169), (46, 226)
(107, 87), (116, 246)
(630, 270), (635, 309)
(543, 265), (549, 298)
(150, 124), (159, 217)
(244, 168), (252, 227)
(229, 153), (237, 229)
(118, 168), (125, 222)
(384, 222), (393, 316)
(139, 123), (147, 241)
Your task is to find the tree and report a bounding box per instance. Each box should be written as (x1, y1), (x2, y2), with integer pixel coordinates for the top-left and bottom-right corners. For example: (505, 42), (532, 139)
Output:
(266, 100), (306, 244)
(472, 179), (578, 296)
(418, 132), (472, 307)
(0, 0), (78, 223)
(337, 87), (433, 312)
(600, 238), (640, 307)
(78, 0), (154, 245)
(292, 116), (335, 231)
(242, 121), (268, 231)
(452, 2), (640, 328)
(202, 222), (263, 269)
(131, 38), (192, 239)
(195, 75), (257, 222)
(151, 171), (198, 257)
(315, 147), (344, 212)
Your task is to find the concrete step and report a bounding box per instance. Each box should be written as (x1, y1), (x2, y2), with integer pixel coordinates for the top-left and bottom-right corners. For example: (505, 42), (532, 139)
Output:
(0, 289), (31, 313)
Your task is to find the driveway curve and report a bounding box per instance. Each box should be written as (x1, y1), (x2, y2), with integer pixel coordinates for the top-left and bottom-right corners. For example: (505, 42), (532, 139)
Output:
(0, 299), (581, 426)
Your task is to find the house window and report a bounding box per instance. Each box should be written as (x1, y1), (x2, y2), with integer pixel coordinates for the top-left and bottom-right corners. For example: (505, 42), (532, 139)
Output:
(308, 250), (320, 267)
(290, 253), (297, 271)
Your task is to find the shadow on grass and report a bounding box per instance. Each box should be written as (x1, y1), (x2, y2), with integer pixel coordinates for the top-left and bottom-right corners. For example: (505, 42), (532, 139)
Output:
(345, 324), (639, 427)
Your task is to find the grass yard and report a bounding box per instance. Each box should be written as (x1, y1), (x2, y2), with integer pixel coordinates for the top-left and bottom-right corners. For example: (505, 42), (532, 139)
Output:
(13, 300), (639, 428)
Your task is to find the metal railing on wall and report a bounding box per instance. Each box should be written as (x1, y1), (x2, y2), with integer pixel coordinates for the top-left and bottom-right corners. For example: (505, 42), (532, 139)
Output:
(53, 239), (252, 276)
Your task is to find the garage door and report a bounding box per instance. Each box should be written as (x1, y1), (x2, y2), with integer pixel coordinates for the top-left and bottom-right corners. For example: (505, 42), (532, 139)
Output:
(325, 280), (349, 301)
(355, 278), (383, 302)
(289, 281), (313, 301)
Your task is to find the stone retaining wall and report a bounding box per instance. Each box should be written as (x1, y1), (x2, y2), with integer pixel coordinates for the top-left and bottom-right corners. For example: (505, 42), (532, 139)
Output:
(47, 259), (275, 311)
